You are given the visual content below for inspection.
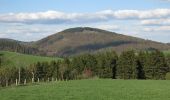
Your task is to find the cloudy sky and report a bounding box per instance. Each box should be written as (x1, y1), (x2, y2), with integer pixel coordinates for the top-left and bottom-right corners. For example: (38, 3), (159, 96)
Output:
(0, 0), (170, 43)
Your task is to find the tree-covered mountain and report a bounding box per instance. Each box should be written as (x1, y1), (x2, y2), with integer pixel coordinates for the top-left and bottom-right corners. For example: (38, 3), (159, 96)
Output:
(1, 27), (170, 56)
(33, 27), (170, 56)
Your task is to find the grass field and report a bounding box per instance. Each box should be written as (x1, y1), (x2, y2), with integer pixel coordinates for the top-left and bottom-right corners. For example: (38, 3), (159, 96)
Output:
(163, 50), (170, 56)
(0, 51), (62, 67)
(0, 79), (170, 100)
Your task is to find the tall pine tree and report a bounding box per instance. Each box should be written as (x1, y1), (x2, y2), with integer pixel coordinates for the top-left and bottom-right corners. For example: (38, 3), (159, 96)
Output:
(117, 50), (137, 79)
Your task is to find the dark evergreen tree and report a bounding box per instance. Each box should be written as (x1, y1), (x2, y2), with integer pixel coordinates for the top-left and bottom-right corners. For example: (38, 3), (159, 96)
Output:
(0, 53), (3, 67)
(95, 51), (118, 78)
(166, 55), (170, 72)
(144, 50), (168, 79)
(48, 61), (57, 79)
(71, 54), (97, 79)
(117, 50), (137, 79)
(136, 51), (146, 79)
(20, 67), (27, 84)
(35, 62), (48, 81)
(62, 58), (71, 80)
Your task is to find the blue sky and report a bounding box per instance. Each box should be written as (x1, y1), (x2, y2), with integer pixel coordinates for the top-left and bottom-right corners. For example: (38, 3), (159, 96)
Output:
(0, 0), (170, 43)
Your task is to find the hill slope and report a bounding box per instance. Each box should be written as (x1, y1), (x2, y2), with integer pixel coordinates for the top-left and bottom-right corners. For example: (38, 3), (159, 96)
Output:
(0, 38), (43, 55)
(0, 51), (62, 67)
(34, 27), (170, 56)
(1, 27), (170, 56)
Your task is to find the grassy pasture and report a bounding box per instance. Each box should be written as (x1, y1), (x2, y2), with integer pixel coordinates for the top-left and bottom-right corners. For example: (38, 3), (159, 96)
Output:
(0, 51), (62, 67)
(164, 50), (170, 56)
(0, 79), (170, 100)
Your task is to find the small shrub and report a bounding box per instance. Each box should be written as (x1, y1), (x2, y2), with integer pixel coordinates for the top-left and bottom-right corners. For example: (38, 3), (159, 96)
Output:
(165, 72), (170, 80)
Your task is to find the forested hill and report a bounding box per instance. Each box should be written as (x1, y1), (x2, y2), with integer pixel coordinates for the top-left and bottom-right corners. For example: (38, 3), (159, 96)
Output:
(1, 27), (170, 56)
(34, 27), (170, 56)
(0, 38), (44, 55)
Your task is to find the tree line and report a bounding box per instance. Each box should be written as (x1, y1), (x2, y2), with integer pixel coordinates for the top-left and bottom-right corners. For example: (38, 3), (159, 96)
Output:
(0, 39), (44, 55)
(0, 50), (170, 87)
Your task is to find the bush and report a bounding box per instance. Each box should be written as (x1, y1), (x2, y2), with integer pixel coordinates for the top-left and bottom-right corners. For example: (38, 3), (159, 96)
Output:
(165, 73), (170, 80)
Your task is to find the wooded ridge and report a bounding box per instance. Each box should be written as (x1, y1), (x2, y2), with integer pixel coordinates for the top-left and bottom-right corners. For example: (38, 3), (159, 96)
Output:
(1, 27), (170, 57)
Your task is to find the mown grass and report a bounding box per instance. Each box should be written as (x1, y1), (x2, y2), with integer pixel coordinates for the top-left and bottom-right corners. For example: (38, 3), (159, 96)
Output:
(0, 79), (170, 100)
(0, 51), (62, 67)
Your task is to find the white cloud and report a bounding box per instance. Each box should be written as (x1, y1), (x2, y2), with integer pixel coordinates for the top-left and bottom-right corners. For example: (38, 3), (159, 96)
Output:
(94, 25), (119, 30)
(0, 9), (170, 24)
(0, 33), (7, 38)
(141, 19), (170, 26)
(3, 27), (52, 34)
(144, 26), (170, 32)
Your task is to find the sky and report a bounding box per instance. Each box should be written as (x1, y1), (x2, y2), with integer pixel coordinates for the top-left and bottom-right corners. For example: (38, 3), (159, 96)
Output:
(0, 0), (170, 43)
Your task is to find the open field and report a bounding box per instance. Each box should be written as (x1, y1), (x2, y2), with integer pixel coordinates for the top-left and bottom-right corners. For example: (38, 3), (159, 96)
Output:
(163, 50), (170, 56)
(0, 79), (170, 100)
(0, 51), (62, 67)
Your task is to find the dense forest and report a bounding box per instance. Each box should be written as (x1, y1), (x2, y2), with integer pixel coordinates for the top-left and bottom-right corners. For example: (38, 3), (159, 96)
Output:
(0, 50), (170, 87)
(0, 39), (44, 55)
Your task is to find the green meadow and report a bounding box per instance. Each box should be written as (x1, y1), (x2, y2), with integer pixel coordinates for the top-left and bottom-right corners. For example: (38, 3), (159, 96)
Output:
(163, 50), (170, 56)
(0, 51), (62, 67)
(0, 79), (170, 100)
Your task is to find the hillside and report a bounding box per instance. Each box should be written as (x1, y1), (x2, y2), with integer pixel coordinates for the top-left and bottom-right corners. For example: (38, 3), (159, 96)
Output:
(0, 51), (62, 68)
(34, 27), (170, 56)
(1, 27), (170, 57)
(0, 38), (43, 55)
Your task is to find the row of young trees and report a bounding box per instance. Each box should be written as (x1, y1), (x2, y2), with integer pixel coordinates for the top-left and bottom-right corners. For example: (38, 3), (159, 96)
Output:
(0, 50), (170, 87)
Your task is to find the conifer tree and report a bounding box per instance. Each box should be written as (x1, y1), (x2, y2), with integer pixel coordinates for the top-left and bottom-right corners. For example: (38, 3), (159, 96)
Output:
(117, 50), (137, 79)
